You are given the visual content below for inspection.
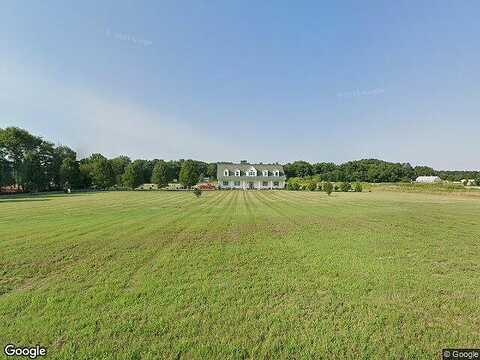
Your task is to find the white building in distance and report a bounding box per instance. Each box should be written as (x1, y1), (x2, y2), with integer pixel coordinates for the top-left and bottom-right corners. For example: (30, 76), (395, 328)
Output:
(416, 176), (442, 183)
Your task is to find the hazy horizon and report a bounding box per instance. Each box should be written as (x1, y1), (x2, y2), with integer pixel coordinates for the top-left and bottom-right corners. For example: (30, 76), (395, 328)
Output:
(1, 1), (479, 170)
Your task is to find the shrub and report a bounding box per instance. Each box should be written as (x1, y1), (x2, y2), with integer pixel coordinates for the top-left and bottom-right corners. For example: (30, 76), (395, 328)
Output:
(340, 182), (351, 192)
(354, 182), (363, 192)
(193, 188), (202, 197)
(306, 181), (317, 191)
(287, 183), (299, 190)
(334, 184), (339, 192)
(287, 178), (301, 191)
(324, 182), (333, 196)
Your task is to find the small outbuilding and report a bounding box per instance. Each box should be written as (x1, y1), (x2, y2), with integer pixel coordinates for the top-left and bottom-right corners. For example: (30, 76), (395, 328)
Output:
(415, 176), (442, 183)
(461, 179), (477, 186)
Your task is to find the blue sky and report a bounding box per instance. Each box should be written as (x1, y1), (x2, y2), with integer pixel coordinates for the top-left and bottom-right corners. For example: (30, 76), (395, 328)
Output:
(1, 1), (479, 169)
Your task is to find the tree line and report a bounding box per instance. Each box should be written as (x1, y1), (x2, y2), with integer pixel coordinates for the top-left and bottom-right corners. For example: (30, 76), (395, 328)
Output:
(0, 127), (217, 192)
(1, 127), (478, 193)
(283, 159), (480, 183)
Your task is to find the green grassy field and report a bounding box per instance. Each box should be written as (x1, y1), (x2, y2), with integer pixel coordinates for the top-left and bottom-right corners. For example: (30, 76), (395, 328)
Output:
(1, 190), (479, 359)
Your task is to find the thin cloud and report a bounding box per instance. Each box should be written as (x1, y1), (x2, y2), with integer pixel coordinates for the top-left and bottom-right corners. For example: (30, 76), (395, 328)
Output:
(0, 60), (234, 161)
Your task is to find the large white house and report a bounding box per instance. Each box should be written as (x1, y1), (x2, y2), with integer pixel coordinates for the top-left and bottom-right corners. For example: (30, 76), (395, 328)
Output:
(217, 161), (286, 189)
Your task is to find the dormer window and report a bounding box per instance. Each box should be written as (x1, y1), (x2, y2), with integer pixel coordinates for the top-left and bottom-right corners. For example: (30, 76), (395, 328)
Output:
(247, 167), (257, 177)
(263, 170), (268, 176)
(235, 169), (240, 176)
(273, 170), (280, 176)
(224, 169), (229, 176)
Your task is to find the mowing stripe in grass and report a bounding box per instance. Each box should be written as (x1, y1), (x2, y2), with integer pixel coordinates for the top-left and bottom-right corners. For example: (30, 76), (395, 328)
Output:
(1, 191), (480, 359)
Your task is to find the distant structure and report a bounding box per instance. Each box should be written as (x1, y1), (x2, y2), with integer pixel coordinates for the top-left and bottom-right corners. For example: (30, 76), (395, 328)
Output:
(461, 179), (477, 186)
(217, 161), (286, 189)
(416, 176), (442, 183)
(167, 182), (183, 190)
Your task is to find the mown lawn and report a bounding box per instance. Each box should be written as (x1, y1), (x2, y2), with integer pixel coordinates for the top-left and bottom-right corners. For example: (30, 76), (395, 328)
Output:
(1, 190), (479, 359)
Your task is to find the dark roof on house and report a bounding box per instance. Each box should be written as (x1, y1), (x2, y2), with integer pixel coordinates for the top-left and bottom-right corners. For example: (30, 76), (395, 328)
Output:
(217, 162), (286, 179)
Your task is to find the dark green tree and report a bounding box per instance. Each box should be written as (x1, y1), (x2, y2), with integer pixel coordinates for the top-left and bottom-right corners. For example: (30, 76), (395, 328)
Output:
(78, 160), (93, 188)
(122, 161), (144, 189)
(167, 160), (183, 182)
(38, 141), (57, 190)
(141, 160), (156, 184)
(179, 160), (199, 188)
(47, 145), (77, 189)
(110, 156), (131, 185)
(20, 151), (45, 192)
(60, 157), (81, 189)
(414, 166), (436, 177)
(206, 163), (217, 180)
(195, 161), (208, 181)
(151, 160), (169, 188)
(313, 162), (337, 175)
(284, 161), (313, 178)
(0, 127), (42, 187)
(0, 158), (13, 188)
(88, 154), (115, 189)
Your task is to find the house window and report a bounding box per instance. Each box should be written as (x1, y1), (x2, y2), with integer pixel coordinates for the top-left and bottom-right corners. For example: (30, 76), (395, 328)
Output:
(273, 170), (279, 176)
(234, 181), (240, 186)
(248, 170), (256, 176)
(263, 170), (268, 176)
(224, 170), (229, 176)
(223, 181), (229, 186)
(273, 181), (279, 186)
(235, 170), (240, 176)
(262, 181), (268, 186)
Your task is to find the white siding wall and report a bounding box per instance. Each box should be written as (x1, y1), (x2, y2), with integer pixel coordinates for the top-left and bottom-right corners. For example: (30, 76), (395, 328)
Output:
(218, 179), (285, 189)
